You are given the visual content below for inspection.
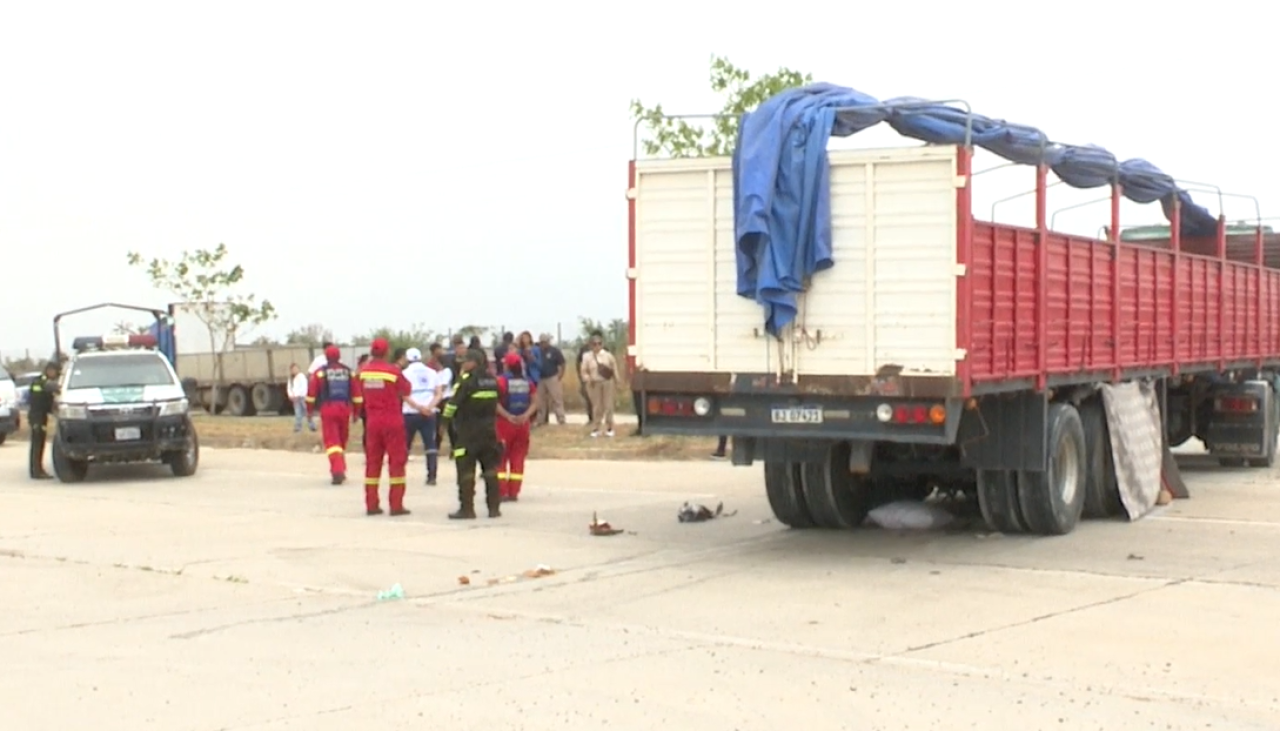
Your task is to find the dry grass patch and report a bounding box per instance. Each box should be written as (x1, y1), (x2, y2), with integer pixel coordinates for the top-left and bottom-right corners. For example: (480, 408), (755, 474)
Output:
(188, 414), (713, 461)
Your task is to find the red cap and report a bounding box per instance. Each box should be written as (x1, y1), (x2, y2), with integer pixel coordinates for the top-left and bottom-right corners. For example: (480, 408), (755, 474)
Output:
(324, 345), (341, 361)
(503, 352), (522, 367)
(370, 338), (389, 357)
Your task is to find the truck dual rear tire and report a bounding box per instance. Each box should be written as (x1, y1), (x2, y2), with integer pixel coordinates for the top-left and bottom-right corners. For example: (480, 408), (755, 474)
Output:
(1079, 398), (1123, 519)
(800, 442), (872, 529)
(978, 403), (1088, 536)
(764, 461), (815, 528)
(976, 469), (1026, 533)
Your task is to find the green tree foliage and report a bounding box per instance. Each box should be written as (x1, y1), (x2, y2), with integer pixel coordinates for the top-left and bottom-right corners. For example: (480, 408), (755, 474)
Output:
(285, 323), (335, 346)
(630, 55), (812, 158)
(573, 317), (628, 355)
(126, 243), (276, 404)
(352, 324), (440, 354)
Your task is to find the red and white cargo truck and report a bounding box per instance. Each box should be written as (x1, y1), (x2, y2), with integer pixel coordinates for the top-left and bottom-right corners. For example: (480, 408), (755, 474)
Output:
(627, 87), (1280, 536)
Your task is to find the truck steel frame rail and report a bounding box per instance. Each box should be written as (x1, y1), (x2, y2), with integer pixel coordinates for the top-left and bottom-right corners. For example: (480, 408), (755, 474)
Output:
(626, 92), (1280, 537)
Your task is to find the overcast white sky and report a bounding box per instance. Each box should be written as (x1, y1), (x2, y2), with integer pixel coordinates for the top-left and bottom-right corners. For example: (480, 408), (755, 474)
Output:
(1, 1), (1272, 359)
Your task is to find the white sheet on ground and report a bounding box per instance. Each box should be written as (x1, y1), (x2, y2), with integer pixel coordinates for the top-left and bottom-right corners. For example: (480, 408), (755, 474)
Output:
(866, 501), (955, 530)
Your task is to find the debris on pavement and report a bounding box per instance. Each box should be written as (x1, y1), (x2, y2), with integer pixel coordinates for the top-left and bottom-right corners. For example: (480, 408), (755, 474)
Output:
(457, 575), (471, 585)
(865, 500), (956, 530)
(589, 512), (623, 536)
(522, 564), (556, 579)
(375, 583), (405, 601)
(678, 501), (738, 523)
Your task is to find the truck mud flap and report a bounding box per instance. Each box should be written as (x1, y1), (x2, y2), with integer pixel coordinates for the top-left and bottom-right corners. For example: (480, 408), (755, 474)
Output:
(957, 391), (1047, 473)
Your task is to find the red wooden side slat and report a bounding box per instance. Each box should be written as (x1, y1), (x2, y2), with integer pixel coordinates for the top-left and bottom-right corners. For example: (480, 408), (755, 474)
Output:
(965, 222), (1280, 386)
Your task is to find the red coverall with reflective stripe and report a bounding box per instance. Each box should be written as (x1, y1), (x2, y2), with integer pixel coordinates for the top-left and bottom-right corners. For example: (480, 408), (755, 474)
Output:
(307, 365), (353, 478)
(496, 375), (536, 499)
(353, 361), (412, 513)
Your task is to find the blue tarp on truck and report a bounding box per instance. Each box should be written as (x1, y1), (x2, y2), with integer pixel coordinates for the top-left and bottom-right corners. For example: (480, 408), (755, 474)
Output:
(732, 82), (1218, 337)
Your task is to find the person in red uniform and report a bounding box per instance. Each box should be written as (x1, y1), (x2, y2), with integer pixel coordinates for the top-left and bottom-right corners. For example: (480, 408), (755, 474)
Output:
(306, 345), (355, 485)
(353, 338), (430, 516)
(496, 351), (539, 502)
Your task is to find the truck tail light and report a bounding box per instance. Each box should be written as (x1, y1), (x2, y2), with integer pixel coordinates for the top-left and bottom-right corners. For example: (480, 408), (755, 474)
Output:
(881, 402), (947, 425)
(647, 396), (696, 417)
(1215, 396), (1259, 413)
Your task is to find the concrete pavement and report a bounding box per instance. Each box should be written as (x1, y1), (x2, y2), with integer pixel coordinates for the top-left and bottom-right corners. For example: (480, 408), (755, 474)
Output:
(1, 444), (1278, 730)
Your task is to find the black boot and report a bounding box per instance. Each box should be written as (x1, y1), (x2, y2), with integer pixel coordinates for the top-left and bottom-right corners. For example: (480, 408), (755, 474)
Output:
(331, 472), (345, 485)
(449, 481), (477, 520)
(483, 470), (502, 518)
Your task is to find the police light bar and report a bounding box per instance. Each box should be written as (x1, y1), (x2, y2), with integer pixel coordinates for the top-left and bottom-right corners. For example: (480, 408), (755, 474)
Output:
(71, 333), (159, 352)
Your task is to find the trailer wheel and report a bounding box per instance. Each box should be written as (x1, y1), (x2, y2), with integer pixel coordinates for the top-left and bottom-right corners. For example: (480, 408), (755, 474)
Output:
(250, 382), (282, 414)
(764, 461), (815, 529)
(1017, 403), (1087, 536)
(800, 442), (872, 529)
(225, 385), (254, 417)
(1079, 398), (1123, 519)
(976, 470), (1025, 534)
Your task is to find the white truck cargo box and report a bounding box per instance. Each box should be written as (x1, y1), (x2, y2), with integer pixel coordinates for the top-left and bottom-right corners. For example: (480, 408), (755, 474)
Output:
(632, 145), (959, 378)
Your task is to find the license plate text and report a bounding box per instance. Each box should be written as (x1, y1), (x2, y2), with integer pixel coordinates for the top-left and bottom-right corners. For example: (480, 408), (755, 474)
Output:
(771, 406), (823, 424)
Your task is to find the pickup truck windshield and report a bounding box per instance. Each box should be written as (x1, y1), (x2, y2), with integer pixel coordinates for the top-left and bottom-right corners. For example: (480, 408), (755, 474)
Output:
(67, 354), (175, 390)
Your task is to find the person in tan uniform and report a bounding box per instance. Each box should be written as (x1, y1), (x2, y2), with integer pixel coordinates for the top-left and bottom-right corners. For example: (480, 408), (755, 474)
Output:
(579, 331), (618, 438)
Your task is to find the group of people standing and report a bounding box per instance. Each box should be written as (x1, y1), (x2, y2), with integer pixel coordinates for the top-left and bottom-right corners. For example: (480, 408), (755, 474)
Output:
(296, 334), (542, 519)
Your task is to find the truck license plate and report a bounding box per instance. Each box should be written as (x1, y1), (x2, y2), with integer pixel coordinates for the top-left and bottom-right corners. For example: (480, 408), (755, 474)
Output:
(114, 426), (142, 441)
(771, 406), (823, 424)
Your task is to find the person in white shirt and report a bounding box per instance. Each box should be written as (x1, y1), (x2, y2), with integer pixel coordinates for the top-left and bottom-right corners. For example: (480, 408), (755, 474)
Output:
(401, 348), (441, 485)
(428, 342), (453, 461)
(308, 341), (336, 375)
(286, 363), (315, 433)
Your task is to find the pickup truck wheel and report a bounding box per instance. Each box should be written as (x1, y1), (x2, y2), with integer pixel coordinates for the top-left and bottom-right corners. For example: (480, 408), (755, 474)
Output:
(51, 439), (88, 484)
(764, 461), (815, 529)
(1017, 403), (1087, 536)
(168, 434), (199, 477)
(800, 442), (871, 529)
(1079, 398), (1123, 519)
(976, 469), (1025, 534)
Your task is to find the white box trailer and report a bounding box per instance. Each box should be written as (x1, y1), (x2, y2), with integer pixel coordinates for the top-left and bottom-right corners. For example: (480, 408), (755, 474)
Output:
(631, 145), (960, 380)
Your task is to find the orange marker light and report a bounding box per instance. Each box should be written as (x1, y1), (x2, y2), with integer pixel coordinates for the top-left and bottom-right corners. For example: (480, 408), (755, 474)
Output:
(928, 404), (947, 425)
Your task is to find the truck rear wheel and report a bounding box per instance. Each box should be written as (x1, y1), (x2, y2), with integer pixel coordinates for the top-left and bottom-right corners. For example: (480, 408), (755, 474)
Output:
(764, 461), (815, 529)
(250, 383), (281, 415)
(800, 442), (872, 529)
(1079, 398), (1123, 519)
(976, 470), (1025, 534)
(1017, 403), (1087, 536)
(226, 385), (254, 417)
